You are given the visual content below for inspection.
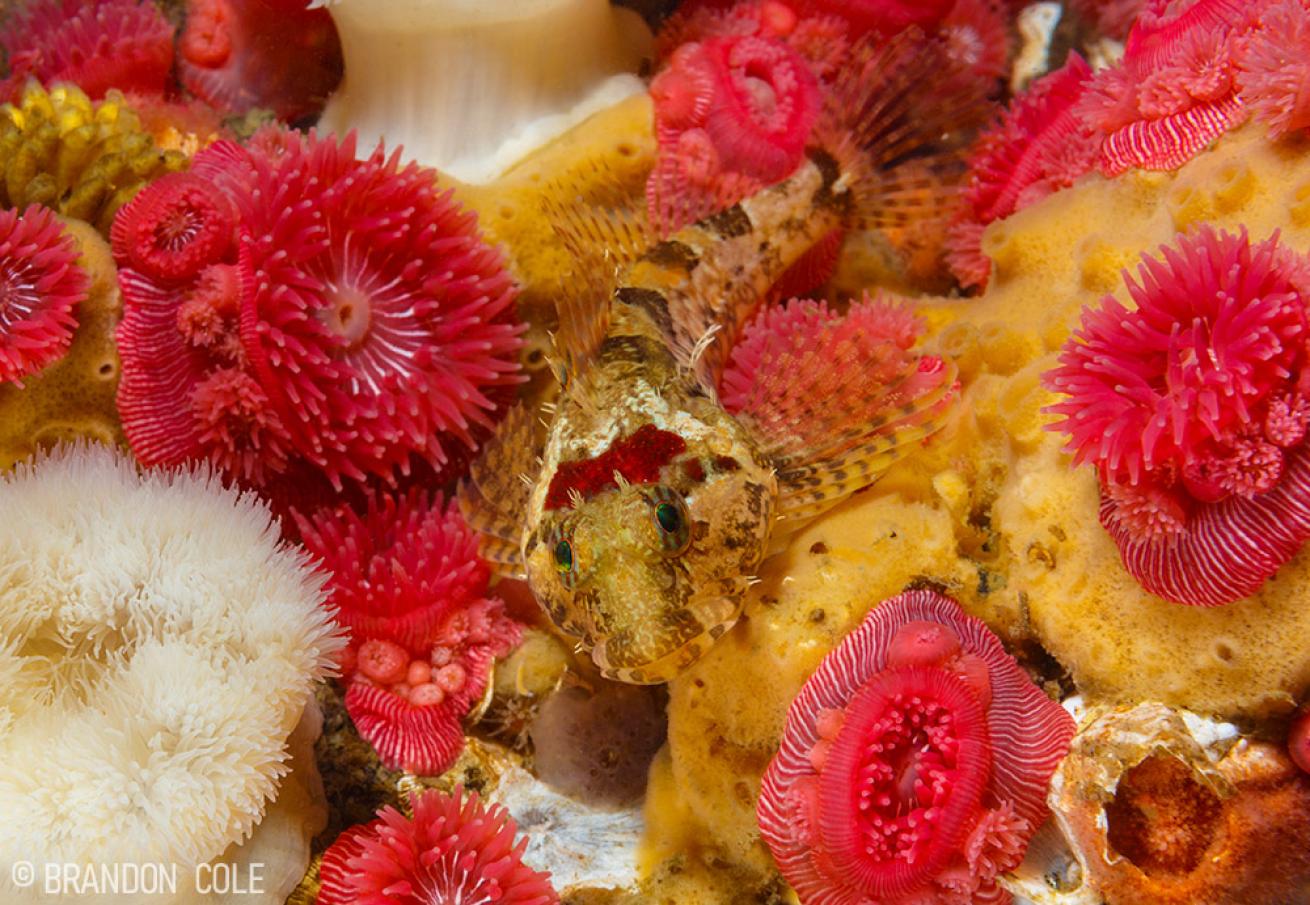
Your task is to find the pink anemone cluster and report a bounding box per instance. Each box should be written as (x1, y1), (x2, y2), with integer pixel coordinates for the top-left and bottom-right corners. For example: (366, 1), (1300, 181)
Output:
(1044, 226), (1310, 606)
(111, 131), (523, 489)
(317, 788), (558, 905)
(656, 1), (853, 81)
(0, 205), (89, 386)
(0, 0), (174, 104)
(1234, 0), (1310, 138)
(648, 32), (821, 235)
(295, 491), (523, 775)
(178, 0), (343, 122)
(758, 589), (1075, 905)
(948, 54), (1100, 290)
(1078, 0), (1257, 176)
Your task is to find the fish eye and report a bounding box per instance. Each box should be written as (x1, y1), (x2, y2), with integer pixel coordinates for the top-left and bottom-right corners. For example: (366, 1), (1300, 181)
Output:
(650, 486), (691, 554)
(546, 524), (578, 589)
(554, 538), (574, 573)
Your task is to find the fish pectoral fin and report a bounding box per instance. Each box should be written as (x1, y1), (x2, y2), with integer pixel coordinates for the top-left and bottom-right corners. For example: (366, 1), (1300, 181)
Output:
(723, 294), (960, 527)
(769, 363), (958, 529)
(543, 156), (655, 374)
(456, 400), (546, 579)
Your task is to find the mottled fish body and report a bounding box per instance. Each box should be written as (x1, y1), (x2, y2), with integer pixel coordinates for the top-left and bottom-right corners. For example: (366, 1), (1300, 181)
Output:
(460, 34), (980, 682)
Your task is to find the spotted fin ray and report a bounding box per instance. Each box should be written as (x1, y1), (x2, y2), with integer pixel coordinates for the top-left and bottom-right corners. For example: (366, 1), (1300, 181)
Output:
(721, 295), (960, 528)
(542, 157), (654, 380)
(456, 401), (547, 578)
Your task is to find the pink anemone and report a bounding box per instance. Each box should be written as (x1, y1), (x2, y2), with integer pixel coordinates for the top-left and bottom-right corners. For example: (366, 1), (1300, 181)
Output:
(1235, 0), (1310, 138)
(317, 788), (559, 905)
(948, 54), (1099, 289)
(178, 0), (343, 122)
(647, 33), (821, 235)
(1078, 0), (1258, 176)
(237, 131), (524, 488)
(111, 140), (297, 483)
(1044, 226), (1310, 605)
(0, 205), (89, 386)
(656, 1), (852, 82)
(758, 589), (1075, 905)
(0, 0), (174, 104)
(296, 491), (523, 775)
(294, 491), (493, 652)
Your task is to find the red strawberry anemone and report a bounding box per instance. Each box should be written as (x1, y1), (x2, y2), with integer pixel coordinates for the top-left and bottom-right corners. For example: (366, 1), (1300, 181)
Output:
(648, 34), (820, 234)
(317, 788), (558, 905)
(1045, 226), (1310, 605)
(296, 491), (524, 775)
(758, 589), (1075, 905)
(0, 0), (174, 104)
(112, 141), (293, 482)
(948, 54), (1099, 289)
(1078, 0), (1256, 176)
(0, 205), (88, 385)
(239, 132), (524, 487)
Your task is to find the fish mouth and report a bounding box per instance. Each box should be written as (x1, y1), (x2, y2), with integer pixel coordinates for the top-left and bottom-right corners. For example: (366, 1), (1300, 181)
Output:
(591, 587), (748, 684)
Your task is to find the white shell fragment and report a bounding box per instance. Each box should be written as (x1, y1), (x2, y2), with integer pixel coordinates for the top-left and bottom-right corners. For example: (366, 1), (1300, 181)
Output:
(490, 765), (645, 893)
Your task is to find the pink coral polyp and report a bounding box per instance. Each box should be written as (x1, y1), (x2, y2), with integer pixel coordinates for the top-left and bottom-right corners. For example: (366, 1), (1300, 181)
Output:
(1046, 226), (1310, 605)
(816, 665), (993, 898)
(238, 132), (524, 487)
(317, 789), (559, 905)
(110, 171), (237, 285)
(0, 205), (88, 386)
(294, 491), (492, 652)
(1236, 0), (1310, 138)
(758, 589), (1075, 905)
(113, 141), (287, 481)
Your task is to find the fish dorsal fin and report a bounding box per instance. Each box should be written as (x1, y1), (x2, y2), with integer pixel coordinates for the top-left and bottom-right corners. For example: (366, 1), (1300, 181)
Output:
(543, 157), (656, 377)
(816, 28), (993, 234)
(457, 400), (550, 579)
(622, 159), (848, 393)
(721, 294), (960, 529)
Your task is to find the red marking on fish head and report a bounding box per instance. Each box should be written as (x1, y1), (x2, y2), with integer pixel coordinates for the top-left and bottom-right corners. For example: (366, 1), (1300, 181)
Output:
(546, 424), (689, 510)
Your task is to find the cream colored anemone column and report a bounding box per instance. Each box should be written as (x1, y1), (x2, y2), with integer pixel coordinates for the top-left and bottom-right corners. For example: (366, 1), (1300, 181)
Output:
(317, 0), (651, 184)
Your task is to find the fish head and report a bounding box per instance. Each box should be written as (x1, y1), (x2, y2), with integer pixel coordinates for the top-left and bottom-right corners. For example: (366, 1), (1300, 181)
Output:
(525, 440), (777, 683)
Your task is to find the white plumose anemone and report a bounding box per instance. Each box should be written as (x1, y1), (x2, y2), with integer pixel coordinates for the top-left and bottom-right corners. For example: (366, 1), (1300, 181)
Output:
(315, 0), (650, 184)
(0, 445), (343, 874)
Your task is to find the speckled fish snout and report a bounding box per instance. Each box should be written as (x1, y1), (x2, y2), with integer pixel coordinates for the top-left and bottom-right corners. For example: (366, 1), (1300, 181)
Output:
(592, 580), (752, 685)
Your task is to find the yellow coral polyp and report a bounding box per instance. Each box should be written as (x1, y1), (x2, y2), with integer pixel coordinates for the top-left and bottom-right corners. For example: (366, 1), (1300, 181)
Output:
(0, 82), (186, 235)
